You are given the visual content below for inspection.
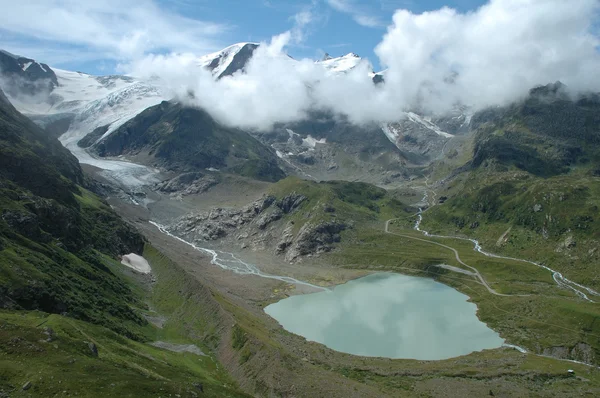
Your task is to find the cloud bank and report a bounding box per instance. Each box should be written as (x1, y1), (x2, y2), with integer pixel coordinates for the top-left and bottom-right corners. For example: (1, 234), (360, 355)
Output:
(0, 0), (229, 64)
(128, 0), (600, 131)
(3, 0), (600, 131)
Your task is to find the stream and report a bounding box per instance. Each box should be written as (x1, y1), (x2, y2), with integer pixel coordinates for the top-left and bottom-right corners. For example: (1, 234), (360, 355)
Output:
(413, 190), (600, 302)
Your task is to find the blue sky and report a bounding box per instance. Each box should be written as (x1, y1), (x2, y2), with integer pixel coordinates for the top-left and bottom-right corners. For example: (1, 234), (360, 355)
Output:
(0, 0), (486, 75)
(160, 0), (487, 71)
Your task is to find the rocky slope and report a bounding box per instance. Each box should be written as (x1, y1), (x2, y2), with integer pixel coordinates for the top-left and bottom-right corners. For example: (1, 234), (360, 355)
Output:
(0, 88), (146, 336)
(89, 100), (286, 182)
(0, 50), (57, 97)
(163, 177), (409, 263)
(256, 112), (414, 184)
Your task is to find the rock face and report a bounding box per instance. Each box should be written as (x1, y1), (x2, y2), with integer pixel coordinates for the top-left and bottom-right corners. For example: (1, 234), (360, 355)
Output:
(166, 191), (347, 262)
(256, 209), (283, 230)
(155, 172), (220, 196)
(92, 101), (285, 182)
(277, 222), (295, 253)
(542, 342), (595, 364)
(0, 50), (58, 97)
(169, 195), (277, 242)
(284, 221), (347, 262)
(276, 192), (307, 213)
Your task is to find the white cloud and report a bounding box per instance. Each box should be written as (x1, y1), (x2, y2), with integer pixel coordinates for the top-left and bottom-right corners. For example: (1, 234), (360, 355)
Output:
(127, 0), (600, 132)
(326, 0), (385, 28)
(3, 0), (600, 132)
(375, 0), (600, 111)
(0, 0), (229, 63)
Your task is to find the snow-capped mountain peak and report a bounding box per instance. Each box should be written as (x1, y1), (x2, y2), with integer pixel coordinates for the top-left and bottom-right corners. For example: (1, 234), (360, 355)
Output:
(316, 52), (370, 75)
(198, 42), (260, 79)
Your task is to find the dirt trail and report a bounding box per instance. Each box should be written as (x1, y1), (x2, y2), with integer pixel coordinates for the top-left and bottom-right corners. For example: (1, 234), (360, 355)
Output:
(389, 182), (599, 302)
(384, 219), (521, 297)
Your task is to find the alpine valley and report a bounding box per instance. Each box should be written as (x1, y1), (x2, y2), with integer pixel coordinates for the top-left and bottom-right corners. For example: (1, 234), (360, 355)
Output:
(1, 38), (599, 398)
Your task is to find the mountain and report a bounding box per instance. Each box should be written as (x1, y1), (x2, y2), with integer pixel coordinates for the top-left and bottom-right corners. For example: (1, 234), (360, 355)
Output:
(0, 87), (81, 205)
(0, 88), (254, 397)
(424, 82), (600, 289)
(198, 42), (260, 79)
(0, 47), (461, 183)
(88, 100), (286, 182)
(316, 52), (367, 75)
(0, 50), (57, 97)
(0, 87), (144, 328)
(253, 111), (412, 183)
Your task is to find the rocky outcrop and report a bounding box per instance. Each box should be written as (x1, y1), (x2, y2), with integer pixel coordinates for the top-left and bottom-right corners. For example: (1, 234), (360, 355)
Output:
(166, 190), (349, 262)
(277, 222), (295, 253)
(155, 172), (220, 196)
(77, 124), (109, 148)
(169, 196), (276, 242)
(256, 209), (283, 230)
(276, 192), (307, 213)
(542, 342), (595, 364)
(284, 221), (347, 262)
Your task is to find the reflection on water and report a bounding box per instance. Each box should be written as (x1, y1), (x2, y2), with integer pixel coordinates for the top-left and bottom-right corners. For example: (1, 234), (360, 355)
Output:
(264, 273), (504, 360)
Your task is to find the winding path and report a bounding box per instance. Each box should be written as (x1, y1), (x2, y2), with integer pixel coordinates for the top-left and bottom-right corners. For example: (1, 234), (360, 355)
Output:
(384, 219), (519, 297)
(385, 185), (599, 302)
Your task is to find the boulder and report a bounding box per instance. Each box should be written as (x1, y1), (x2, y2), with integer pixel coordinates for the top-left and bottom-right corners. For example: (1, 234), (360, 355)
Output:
(88, 342), (99, 357)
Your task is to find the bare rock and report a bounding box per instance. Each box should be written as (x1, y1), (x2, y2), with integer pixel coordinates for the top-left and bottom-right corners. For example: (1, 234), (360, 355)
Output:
(285, 221), (347, 262)
(277, 222), (295, 254)
(192, 382), (204, 393)
(22, 381), (32, 391)
(155, 172), (219, 196)
(42, 327), (55, 342)
(556, 235), (576, 252)
(277, 192), (307, 213)
(168, 195), (276, 242)
(542, 342), (594, 364)
(88, 342), (98, 357)
(256, 209), (283, 230)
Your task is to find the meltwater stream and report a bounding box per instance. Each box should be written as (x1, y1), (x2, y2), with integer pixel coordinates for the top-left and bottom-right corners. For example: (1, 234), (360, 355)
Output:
(414, 190), (600, 302)
(150, 221), (326, 291)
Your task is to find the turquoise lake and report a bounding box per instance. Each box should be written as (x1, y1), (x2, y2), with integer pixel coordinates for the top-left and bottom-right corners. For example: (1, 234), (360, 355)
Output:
(264, 273), (504, 360)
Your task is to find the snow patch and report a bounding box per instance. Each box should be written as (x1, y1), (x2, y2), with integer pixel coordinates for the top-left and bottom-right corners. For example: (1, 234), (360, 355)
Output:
(198, 42), (259, 78)
(302, 135), (326, 148)
(381, 124), (399, 144)
(405, 112), (454, 138)
(317, 53), (366, 75)
(286, 128), (299, 137)
(21, 62), (32, 71)
(121, 254), (151, 274)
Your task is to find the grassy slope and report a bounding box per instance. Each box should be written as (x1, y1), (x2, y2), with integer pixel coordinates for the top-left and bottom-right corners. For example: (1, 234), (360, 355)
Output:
(0, 245), (249, 397)
(258, 177), (600, 367)
(268, 177), (411, 235)
(423, 167), (600, 288)
(0, 89), (248, 397)
(94, 101), (285, 182)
